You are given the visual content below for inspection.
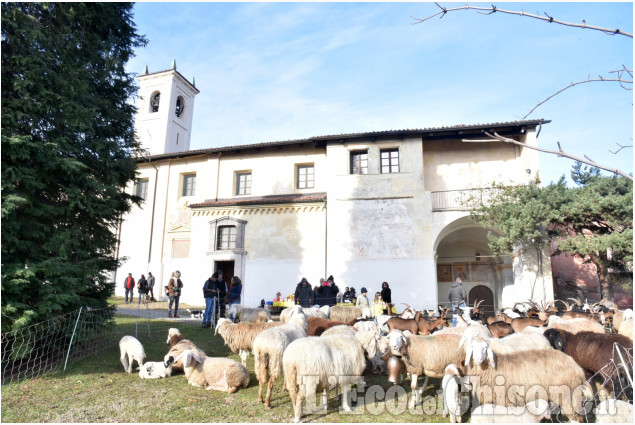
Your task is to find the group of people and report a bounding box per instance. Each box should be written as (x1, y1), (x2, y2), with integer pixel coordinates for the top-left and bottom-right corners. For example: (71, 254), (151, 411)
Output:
(293, 276), (395, 315)
(122, 272), (157, 304)
(201, 270), (242, 328)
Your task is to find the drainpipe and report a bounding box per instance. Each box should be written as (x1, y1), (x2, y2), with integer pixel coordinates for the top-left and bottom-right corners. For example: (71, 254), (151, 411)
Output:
(215, 152), (222, 201)
(147, 161), (160, 266)
(324, 199), (328, 278)
(159, 159), (173, 277)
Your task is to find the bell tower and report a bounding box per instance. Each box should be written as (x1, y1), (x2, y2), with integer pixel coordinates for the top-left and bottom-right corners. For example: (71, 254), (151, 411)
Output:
(134, 60), (199, 155)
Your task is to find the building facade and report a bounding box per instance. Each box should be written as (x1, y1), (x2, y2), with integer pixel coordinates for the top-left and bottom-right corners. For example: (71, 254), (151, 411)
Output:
(114, 66), (555, 311)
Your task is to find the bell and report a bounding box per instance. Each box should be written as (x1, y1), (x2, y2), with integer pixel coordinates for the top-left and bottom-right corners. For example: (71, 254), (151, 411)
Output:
(387, 355), (405, 384)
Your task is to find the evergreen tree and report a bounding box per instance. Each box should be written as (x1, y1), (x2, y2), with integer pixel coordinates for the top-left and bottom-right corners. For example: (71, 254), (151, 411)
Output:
(1, 3), (147, 331)
(471, 166), (633, 302)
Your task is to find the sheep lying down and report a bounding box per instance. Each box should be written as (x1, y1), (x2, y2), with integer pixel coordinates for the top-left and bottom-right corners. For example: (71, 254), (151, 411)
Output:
(176, 349), (249, 393)
(139, 354), (174, 379)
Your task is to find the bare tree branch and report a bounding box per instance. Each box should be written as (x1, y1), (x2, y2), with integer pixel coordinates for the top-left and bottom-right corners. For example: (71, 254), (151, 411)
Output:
(609, 143), (633, 154)
(412, 3), (633, 38)
(462, 132), (633, 181)
(522, 74), (633, 119)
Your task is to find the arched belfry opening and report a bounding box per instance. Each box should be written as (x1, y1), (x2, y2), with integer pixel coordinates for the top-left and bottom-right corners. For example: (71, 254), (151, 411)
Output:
(434, 217), (508, 314)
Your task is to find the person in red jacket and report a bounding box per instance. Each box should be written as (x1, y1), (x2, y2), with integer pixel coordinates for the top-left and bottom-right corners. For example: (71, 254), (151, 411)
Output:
(123, 273), (135, 304)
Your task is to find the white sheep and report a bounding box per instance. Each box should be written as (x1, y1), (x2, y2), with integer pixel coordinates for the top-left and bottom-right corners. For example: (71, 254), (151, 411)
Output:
(469, 399), (551, 423)
(280, 305), (330, 322)
(459, 331), (552, 360)
(547, 315), (605, 334)
(175, 349), (250, 393)
(253, 310), (308, 408)
(442, 364), (469, 423)
(227, 304), (272, 323)
(214, 318), (282, 366)
(119, 335), (146, 374)
(321, 325), (390, 374)
(283, 334), (368, 422)
(138, 354), (174, 379)
(594, 399), (634, 423)
(617, 318), (633, 341)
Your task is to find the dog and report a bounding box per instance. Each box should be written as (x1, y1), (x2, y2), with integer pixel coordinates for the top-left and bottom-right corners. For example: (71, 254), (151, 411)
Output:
(186, 308), (203, 319)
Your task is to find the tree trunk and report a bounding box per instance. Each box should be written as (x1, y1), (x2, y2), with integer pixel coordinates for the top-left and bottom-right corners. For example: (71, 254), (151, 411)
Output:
(595, 258), (614, 302)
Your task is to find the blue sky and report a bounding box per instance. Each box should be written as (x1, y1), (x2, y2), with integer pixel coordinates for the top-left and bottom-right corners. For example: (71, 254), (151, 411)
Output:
(127, 2), (633, 185)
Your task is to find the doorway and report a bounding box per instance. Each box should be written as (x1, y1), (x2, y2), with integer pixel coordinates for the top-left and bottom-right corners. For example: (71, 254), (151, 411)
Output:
(215, 260), (235, 287)
(468, 285), (495, 317)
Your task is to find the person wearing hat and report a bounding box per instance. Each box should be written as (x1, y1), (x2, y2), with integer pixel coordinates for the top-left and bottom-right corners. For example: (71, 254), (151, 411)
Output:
(356, 287), (370, 312)
(319, 275), (339, 307)
(294, 277), (314, 308)
(273, 291), (282, 302)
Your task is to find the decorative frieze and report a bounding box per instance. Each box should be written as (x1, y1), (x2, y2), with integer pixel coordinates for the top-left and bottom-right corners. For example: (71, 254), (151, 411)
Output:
(192, 203), (326, 217)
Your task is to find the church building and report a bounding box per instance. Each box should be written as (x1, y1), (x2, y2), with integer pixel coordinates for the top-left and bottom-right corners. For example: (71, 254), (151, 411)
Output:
(114, 63), (555, 313)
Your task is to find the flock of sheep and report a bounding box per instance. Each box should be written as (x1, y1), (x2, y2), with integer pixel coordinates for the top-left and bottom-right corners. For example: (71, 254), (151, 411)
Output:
(118, 298), (633, 423)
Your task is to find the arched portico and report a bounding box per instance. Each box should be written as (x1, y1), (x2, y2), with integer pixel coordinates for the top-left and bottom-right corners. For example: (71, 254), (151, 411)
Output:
(433, 217), (509, 313)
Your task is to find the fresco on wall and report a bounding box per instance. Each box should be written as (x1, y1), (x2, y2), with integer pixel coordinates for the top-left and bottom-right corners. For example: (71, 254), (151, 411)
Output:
(349, 199), (413, 259)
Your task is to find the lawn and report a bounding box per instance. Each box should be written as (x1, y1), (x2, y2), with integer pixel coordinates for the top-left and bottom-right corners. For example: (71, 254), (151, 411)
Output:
(1, 315), (449, 423)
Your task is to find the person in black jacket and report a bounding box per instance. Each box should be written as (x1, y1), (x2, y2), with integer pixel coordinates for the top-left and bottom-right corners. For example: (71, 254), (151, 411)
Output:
(216, 269), (227, 318)
(294, 277), (314, 307)
(137, 274), (148, 305)
(324, 275), (340, 307)
(380, 281), (392, 314)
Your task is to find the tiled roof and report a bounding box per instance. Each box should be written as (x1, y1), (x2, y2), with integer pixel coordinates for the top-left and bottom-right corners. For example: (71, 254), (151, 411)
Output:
(138, 119), (550, 162)
(189, 192), (327, 208)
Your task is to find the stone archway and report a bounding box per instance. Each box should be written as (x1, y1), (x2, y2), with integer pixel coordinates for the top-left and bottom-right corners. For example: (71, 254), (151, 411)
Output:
(469, 285), (494, 317)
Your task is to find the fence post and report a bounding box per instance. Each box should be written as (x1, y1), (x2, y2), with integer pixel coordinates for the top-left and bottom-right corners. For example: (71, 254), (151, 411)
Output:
(63, 307), (83, 371)
(614, 342), (633, 388)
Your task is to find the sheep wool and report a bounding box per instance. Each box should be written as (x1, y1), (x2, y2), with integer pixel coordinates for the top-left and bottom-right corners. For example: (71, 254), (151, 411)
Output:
(214, 318), (283, 366)
(253, 311), (307, 408)
(227, 305), (272, 323)
(469, 399), (551, 423)
(465, 349), (592, 422)
(283, 335), (366, 423)
(178, 349), (249, 393)
(119, 335), (146, 374)
(330, 305), (362, 323)
(165, 328), (206, 372)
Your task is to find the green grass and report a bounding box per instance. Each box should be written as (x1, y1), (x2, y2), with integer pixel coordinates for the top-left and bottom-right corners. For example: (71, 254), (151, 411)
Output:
(1, 316), (450, 423)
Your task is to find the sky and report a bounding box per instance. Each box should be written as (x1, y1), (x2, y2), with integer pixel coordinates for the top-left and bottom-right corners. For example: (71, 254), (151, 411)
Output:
(126, 1), (633, 186)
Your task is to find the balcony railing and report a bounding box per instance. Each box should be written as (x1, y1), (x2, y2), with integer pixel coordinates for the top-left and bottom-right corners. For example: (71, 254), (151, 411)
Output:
(431, 188), (496, 211)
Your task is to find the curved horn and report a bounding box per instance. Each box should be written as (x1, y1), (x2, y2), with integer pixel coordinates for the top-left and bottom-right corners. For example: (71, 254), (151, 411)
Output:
(567, 297), (582, 307)
(475, 299), (485, 309)
(401, 303), (412, 309)
(473, 298), (479, 309)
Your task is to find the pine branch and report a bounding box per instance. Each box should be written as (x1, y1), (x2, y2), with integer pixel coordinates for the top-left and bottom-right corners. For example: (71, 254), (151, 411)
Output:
(462, 132), (634, 181)
(412, 3), (633, 38)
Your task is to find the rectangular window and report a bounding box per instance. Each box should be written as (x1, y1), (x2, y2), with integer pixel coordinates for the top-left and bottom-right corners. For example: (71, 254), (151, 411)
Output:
(236, 172), (251, 195)
(135, 178), (149, 200)
(172, 239), (190, 258)
(381, 149), (399, 174)
(182, 174), (196, 196)
(350, 151), (368, 175)
(217, 226), (237, 250)
(296, 164), (314, 189)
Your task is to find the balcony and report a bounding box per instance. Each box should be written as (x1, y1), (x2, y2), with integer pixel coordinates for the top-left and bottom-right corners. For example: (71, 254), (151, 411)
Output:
(431, 188), (495, 211)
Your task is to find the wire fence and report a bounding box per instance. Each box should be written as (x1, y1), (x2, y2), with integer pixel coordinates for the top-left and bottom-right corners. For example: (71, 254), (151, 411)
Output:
(0, 297), (225, 386)
(0, 306), (151, 386)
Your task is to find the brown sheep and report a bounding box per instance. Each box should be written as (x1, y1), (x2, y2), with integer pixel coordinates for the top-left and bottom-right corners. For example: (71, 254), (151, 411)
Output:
(543, 329), (633, 395)
(166, 328), (207, 373)
(307, 316), (357, 336)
